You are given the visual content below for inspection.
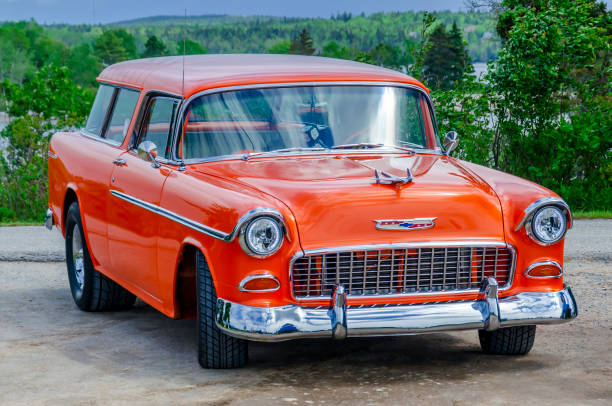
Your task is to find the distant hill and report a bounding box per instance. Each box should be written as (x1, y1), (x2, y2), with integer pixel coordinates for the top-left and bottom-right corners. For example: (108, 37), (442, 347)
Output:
(44, 11), (500, 62)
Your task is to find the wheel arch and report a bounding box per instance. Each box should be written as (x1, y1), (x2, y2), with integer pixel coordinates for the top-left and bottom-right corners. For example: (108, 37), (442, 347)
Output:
(173, 238), (217, 319)
(61, 185), (79, 236)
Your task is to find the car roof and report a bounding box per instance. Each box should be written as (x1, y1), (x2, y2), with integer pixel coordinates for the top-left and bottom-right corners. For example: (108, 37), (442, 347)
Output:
(97, 54), (428, 98)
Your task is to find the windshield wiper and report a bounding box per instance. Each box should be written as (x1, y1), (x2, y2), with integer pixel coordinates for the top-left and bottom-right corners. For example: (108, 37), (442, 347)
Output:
(331, 143), (383, 150)
(242, 147), (326, 161)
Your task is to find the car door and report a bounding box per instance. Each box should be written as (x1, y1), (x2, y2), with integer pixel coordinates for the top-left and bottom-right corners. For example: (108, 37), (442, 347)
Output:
(107, 95), (180, 300)
(75, 84), (132, 272)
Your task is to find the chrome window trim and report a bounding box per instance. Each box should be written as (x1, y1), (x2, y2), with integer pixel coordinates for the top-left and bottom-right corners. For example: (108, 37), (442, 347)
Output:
(524, 261), (563, 279)
(515, 197), (572, 246)
(109, 190), (289, 243)
(238, 274), (281, 292)
(288, 241), (516, 301)
(170, 81), (442, 164)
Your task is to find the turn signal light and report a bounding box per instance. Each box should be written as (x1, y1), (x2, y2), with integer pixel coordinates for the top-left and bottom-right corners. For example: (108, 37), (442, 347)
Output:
(239, 275), (280, 292)
(525, 261), (563, 278)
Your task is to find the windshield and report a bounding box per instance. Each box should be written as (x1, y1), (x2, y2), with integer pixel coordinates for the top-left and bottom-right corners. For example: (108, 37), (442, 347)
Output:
(180, 85), (438, 160)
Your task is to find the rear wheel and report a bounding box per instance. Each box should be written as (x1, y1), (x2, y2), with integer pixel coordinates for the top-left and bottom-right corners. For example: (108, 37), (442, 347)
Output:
(65, 202), (136, 311)
(479, 325), (536, 355)
(196, 250), (248, 368)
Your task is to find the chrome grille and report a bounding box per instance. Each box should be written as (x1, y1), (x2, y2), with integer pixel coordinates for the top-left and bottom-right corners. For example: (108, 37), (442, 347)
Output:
(291, 245), (514, 298)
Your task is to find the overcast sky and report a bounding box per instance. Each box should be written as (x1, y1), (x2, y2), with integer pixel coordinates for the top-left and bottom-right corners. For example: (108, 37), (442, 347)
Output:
(1, 0), (610, 24)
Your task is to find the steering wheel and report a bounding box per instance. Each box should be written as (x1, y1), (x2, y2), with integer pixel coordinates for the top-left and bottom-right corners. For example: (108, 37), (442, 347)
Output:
(304, 123), (332, 148)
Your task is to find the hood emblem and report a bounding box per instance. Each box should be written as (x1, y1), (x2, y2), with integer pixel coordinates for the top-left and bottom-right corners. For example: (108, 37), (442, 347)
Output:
(374, 217), (436, 231)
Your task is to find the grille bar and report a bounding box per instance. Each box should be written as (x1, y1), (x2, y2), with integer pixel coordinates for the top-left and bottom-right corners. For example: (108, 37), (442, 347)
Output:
(292, 244), (514, 299)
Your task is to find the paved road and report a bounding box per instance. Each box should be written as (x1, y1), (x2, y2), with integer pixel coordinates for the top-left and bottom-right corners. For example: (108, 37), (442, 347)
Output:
(0, 221), (610, 405)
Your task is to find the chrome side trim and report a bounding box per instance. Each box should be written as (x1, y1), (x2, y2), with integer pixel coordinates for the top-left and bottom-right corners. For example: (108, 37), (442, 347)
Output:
(288, 241), (516, 301)
(215, 286), (578, 342)
(48, 150), (57, 159)
(524, 260), (563, 279)
(109, 190), (288, 243)
(515, 196), (573, 233)
(238, 274), (281, 292)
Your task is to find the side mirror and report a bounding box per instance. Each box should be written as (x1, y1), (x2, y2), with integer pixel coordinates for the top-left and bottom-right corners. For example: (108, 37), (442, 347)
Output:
(138, 141), (161, 168)
(443, 131), (459, 156)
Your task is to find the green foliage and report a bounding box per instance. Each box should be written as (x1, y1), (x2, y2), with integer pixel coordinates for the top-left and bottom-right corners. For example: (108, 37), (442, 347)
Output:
(488, 0), (611, 210)
(177, 38), (207, 55)
(266, 39), (291, 54)
(289, 29), (315, 55)
(423, 21), (474, 89)
(93, 28), (138, 65)
(142, 35), (169, 58)
(0, 66), (94, 222)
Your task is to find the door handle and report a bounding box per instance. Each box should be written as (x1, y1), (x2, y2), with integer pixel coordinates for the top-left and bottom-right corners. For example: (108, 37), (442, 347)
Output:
(112, 158), (126, 166)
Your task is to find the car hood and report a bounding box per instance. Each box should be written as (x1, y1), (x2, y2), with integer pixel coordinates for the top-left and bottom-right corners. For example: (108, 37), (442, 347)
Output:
(194, 153), (505, 250)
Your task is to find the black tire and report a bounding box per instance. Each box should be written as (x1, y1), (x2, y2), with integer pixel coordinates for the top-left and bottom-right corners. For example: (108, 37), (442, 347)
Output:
(479, 325), (536, 355)
(196, 250), (248, 368)
(65, 201), (136, 311)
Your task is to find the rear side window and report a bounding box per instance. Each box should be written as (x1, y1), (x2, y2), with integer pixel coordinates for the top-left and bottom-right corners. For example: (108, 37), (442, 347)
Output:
(139, 97), (178, 159)
(104, 89), (140, 144)
(84, 85), (114, 136)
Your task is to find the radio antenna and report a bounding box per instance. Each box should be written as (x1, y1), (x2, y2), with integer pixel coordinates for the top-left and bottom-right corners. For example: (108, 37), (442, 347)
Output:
(182, 8), (186, 97)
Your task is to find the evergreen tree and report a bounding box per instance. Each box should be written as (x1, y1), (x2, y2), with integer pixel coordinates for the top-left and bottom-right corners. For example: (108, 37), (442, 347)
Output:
(422, 22), (472, 89)
(289, 28), (315, 55)
(142, 35), (169, 58)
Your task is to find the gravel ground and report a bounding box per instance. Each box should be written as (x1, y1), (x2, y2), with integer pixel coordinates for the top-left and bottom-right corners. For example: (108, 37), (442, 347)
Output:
(0, 221), (610, 405)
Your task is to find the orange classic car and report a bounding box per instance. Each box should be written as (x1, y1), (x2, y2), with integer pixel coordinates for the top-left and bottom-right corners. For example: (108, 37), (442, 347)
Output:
(46, 54), (577, 368)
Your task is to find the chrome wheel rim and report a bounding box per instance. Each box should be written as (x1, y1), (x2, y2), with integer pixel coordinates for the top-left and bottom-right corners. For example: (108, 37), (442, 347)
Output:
(72, 225), (85, 289)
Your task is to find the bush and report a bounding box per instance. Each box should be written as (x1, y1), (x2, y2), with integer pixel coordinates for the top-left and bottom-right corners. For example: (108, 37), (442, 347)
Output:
(0, 65), (93, 222)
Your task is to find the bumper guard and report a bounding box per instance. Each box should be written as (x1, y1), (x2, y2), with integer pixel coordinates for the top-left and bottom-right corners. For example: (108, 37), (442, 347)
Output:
(215, 278), (577, 342)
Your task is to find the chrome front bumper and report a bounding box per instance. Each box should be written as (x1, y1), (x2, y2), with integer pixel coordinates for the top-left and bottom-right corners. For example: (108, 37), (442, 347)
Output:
(215, 278), (577, 342)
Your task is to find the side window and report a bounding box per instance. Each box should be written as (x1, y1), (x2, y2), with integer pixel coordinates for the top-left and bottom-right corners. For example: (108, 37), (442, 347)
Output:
(139, 97), (178, 159)
(104, 88), (140, 144)
(84, 85), (114, 136)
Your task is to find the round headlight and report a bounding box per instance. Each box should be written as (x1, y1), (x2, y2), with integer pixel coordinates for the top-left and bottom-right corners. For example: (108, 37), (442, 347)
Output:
(530, 206), (567, 244)
(242, 216), (283, 256)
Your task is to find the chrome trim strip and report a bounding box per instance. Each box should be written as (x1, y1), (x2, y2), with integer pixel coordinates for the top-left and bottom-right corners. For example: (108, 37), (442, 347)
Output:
(515, 196), (573, 234)
(238, 274), (281, 292)
(288, 241), (516, 301)
(109, 190), (288, 243)
(524, 260), (563, 279)
(170, 81), (442, 163)
(215, 286), (577, 342)
(48, 150), (57, 159)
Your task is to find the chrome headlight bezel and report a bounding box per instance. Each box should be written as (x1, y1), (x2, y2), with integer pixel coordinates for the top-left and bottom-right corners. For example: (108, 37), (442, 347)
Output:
(516, 197), (572, 246)
(238, 215), (285, 258)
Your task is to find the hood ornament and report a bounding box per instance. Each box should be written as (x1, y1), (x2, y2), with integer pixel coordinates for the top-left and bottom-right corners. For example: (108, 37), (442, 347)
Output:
(373, 168), (412, 185)
(374, 217), (436, 231)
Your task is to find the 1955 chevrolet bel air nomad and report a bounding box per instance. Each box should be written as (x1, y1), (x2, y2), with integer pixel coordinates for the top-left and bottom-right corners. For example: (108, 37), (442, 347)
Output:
(46, 54), (577, 368)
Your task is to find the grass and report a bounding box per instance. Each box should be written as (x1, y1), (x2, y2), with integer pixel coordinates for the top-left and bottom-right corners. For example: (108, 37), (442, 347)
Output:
(0, 221), (43, 226)
(572, 210), (612, 219)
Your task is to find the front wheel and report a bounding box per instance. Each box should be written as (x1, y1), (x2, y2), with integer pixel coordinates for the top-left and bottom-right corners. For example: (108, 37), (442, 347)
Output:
(479, 325), (536, 355)
(65, 202), (136, 311)
(196, 250), (248, 368)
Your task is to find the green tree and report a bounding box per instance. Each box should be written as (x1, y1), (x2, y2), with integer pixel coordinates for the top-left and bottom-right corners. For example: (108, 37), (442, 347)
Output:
(176, 38), (207, 55)
(422, 21), (473, 89)
(289, 28), (315, 55)
(142, 35), (169, 58)
(93, 29), (138, 65)
(489, 0), (611, 209)
(0, 66), (94, 221)
(266, 39), (291, 54)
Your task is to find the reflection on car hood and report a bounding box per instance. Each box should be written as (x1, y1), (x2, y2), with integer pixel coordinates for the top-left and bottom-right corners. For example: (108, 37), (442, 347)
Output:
(194, 153), (505, 250)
